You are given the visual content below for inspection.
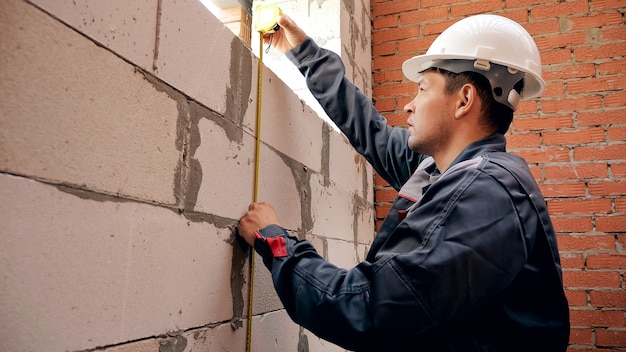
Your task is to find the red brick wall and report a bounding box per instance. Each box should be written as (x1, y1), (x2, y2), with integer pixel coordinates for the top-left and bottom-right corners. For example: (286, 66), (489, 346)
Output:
(371, 1), (626, 350)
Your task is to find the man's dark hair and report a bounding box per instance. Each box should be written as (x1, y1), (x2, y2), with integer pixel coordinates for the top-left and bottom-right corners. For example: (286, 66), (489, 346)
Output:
(430, 68), (518, 134)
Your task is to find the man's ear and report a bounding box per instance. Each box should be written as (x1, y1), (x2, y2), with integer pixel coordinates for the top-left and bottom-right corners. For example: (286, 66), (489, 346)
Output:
(454, 84), (476, 119)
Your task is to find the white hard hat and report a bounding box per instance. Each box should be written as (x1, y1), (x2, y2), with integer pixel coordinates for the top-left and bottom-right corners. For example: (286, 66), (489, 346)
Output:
(402, 14), (545, 110)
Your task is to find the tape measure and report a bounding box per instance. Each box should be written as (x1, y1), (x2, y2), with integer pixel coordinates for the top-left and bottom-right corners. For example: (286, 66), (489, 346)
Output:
(253, 4), (283, 35)
(247, 4), (282, 352)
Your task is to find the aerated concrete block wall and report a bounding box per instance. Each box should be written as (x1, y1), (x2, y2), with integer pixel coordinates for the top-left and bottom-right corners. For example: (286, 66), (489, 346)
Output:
(0, 0), (374, 351)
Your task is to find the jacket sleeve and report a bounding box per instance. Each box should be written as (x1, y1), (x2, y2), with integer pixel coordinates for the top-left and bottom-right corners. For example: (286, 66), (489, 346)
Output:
(285, 38), (423, 190)
(253, 169), (530, 351)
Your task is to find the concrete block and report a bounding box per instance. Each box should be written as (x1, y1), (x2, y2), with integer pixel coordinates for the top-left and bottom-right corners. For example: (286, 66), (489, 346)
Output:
(257, 144), (304, 233)
(157, 0), (258, 133)
(193, 110), (256, 219)
(180, 323), (247, 352)
(251, 252), (283, 315)
(30, 0), (157, 71)
(260, 68), (325, 173)
(97, 338), (159, 352)
(0, 174), (242, 351)
(305, 329), (348, 352)
(328, 129), (372, 199)
(310, 174), (355, 241)
(326, 238), (361, 269)
(0, 0), (181, 205)
(310, 173), (375, 245)
(250, 310), (300, 352)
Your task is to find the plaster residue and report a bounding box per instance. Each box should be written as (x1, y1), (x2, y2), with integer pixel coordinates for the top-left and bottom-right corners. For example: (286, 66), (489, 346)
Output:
(321, 124), (331, 187)
(159, 334), (187, 352)
(229, 229), (248, 330)
(273, 146), (314, 239)
(140, 70), (194, 211)
(224, 36), (253, 130)
(298, 326), (310, 352)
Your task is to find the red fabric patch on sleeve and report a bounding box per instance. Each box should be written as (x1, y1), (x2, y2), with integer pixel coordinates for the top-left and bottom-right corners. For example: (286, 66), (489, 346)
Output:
(266, 236), (288, 257)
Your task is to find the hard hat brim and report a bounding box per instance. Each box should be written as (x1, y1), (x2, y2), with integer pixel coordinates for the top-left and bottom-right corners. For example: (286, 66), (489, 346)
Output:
(402, 54), (545, 100)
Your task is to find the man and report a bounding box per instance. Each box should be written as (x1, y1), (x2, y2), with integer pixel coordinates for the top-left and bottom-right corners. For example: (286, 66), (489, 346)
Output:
(238, 13), (570, 351)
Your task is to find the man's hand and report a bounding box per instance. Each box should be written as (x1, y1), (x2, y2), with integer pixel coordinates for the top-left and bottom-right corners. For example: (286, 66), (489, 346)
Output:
(238, 202), (282, 246)
(263, 14), (308, 54)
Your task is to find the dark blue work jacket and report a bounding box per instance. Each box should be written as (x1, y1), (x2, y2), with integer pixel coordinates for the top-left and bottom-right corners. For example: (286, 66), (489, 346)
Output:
(253, 38), (570, 351)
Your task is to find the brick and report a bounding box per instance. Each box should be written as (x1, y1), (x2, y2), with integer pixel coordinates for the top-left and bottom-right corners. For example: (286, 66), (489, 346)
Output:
(505, 133), (541, 148)
(596, 215), (626, 232)
(542, 128), (606, 146)
(608, 126), (626, 142)
(376, 202), (392, 219)
(374, 15), (399, 30)
(564, 271), (622, 289)
(373, 52), (414, 70)
(601, 26), (626, 41)
(399, 7), (448, 25)
(617, 198), (626, 212)
(544, 163), (608, 180)
(375, 173), (391, 188)
(599, 59), (626, 75)
(513, 114), (573, 131)
(578, 110), (626, 126)
(530, 0), (590, 20)
(540, 48), (572, 65)
(423, 19), (458, 36)
(574, 42), (626, 61)
(605, 91), (626, 107)
(548, 198), (613, 215)
(540, 181), (587, 198)
(544, 63), (596, 81)
(510, 147), (570, 164)
(372, 24), (421, 44)
(451, 0), (502, 17)
(551, 216), (594, 232)
(560, 255), (585, 270)
(612, 163), (626, 178)
(588, 254), (626, 270)
(383, 112), (408, 127)
(523, 19), (560, 36)
(574, 144), (626, 161)
(535, 31), (588, 50)
(565, 288), (588, 305)
(421, 0), (464, 8)
(588, 181), (626, 196)
(372, 0), (422, 16)
(596, 328), (626, 348)
(542, 95), (604, 113)
(557, 234), (616, 251)
(589, 290), (626, 308)
(374, 98), (397, 112)
(593, 0), (626, 11)
(373, 42), (397, 56)
(567, 12), (624, 30)
(569, 76), (626, 94)
(397, 36), (436, 55)
(568, 327), (593, 345)
(376, 188), (399, 203)
(505, 0), (549, 8)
